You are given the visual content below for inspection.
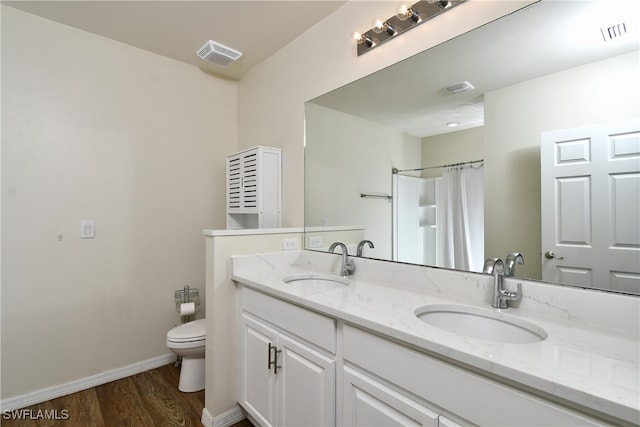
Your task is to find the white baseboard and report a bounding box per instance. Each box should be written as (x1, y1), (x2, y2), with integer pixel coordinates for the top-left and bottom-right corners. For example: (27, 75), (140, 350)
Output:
(0, 353), (176, 412)
(201, 405), (246, 427)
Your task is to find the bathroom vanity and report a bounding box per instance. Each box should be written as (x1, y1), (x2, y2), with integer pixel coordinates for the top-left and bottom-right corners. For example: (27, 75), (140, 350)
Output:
(232, 250), (639, 426)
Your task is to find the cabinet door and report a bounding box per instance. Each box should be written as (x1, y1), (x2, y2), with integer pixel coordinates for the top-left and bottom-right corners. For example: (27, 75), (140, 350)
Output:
(343, 366), (438, 427)
(227, 154), (242, 213)
(277, 334), (336, 427)
(239, 149), (259, 213)
(226, 149), (259, 214)
(239, 314), (278, 427)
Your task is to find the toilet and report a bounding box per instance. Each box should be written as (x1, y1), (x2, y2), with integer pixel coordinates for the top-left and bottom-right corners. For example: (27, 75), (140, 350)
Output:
(166, 319), (206, 392)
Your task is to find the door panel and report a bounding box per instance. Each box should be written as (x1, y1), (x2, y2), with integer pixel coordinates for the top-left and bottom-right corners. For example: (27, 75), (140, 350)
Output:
(541, 119), (640, 293)
(277, 334), (335, 427)
(240, 314), (277, 427)
(343, 366), (438, 427)
(556, 176), (591, 245)
(611, 173), (640, 247)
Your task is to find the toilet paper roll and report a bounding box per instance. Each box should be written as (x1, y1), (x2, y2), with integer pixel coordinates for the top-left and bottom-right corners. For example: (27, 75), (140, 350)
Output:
(179, 302), (195, 316)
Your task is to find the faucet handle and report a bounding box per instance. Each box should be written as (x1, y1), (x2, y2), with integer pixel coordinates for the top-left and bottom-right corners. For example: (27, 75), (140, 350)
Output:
(503, 282), (522, 302)
(343, 258), (356, 276)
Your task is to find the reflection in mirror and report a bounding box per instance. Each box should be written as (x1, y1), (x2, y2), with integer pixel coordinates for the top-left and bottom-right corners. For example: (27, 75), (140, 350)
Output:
(304, 0), (640, 294)
(393, 159), (484, 272)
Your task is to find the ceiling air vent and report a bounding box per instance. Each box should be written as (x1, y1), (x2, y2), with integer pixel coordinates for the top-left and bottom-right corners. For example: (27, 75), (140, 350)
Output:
(444, 81), (475, 95)
(197, 40), (242, 66)
(600, 22), (627, 42)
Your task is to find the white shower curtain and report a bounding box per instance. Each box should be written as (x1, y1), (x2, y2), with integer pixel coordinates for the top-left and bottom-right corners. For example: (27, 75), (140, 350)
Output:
(437, 165), (484, 272)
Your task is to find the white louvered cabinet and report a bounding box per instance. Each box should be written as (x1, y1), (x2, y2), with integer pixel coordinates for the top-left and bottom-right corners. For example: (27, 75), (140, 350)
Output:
(226, 146), (281, 229)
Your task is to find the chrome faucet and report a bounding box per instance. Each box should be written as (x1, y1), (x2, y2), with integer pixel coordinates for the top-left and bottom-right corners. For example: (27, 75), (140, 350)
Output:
(356, 240), (374, 257)
(505, 252), (524, 276)
(483, 257), (522, 309)
(328, 242), (355, 276)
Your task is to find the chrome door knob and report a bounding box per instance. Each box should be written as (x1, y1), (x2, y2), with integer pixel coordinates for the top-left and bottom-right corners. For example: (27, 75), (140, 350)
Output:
(544, 250), (564, 260)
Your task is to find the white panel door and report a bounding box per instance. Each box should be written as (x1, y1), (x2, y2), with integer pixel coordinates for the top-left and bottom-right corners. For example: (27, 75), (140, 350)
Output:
(257, 149), (281, 228)
(239, 314), (278, 427)
(541, 119), (640, 293)
(277, 334), (335, 427)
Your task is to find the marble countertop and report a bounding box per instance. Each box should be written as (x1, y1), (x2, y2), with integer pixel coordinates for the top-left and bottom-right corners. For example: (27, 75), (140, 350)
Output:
(231, 251), (640, 425)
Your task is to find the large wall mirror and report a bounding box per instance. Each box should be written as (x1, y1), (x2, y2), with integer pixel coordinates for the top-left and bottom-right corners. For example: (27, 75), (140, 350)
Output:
(304, 0), (640, 294)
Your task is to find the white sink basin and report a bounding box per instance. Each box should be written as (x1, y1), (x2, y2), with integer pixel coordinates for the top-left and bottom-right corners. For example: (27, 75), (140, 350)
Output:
(283, 273), (349, 288)
(415, 304), (547, 344)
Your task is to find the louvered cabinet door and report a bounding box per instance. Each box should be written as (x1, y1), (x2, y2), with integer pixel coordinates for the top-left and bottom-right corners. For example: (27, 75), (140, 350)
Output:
(239, 150), (259, 213)
(226, 154), (242, 213)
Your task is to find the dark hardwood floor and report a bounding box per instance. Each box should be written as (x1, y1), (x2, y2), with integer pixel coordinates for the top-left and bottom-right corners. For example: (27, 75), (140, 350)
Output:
(2, 363), (253, 427)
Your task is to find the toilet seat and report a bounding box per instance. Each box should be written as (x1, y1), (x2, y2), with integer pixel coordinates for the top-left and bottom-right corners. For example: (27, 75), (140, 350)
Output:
(167, 319), (206, 344)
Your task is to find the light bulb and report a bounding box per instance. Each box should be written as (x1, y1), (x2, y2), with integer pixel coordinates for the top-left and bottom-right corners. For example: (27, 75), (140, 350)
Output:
(396, 4), (421, 23)
(372, 18), (396, 36)
(372, 18), (385, 33)
(396, 4), (409, 20)
(351, 31), (374, 47)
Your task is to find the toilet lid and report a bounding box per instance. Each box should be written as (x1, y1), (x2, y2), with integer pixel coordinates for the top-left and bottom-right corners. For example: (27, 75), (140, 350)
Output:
(167, 319), (206, 342)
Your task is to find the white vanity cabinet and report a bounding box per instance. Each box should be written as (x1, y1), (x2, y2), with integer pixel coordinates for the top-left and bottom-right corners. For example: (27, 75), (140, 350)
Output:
(237, 287), (336, 427)
(226, 146), (281, 229)
(342, 325), (606, 427)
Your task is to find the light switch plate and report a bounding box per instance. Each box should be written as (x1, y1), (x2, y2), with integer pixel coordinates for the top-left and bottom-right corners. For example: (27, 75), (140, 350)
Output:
(308, 235), (322, 248)
(283, 238), (299, 250)
(80, 220), (95, 239)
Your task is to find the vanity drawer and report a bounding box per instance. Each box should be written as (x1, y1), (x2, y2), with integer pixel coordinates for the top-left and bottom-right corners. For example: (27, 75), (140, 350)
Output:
(343, 325), (605, 426)
(240, 287), (336, 353)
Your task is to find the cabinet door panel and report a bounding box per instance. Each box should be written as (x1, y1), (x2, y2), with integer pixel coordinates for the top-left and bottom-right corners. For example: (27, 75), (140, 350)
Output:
(240, 314), (278, 427)
(278, 334), (336, 427)
(343, 366), (438, 427)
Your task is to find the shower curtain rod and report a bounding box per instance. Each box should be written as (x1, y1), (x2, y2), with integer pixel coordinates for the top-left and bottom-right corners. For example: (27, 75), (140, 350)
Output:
(392, 159), (484, 174)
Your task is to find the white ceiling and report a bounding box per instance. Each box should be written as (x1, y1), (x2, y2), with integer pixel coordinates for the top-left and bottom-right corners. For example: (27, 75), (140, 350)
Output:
(2, 0), (347, 80)
(4, 0), (638, 137)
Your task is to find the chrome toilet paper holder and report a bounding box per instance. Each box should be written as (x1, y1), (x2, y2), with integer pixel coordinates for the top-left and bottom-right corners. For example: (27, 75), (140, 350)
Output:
(174, 285), (200, 322)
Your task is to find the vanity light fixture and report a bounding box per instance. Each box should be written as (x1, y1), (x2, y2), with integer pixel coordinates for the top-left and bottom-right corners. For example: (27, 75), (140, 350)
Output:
(353, 0), (465, 56)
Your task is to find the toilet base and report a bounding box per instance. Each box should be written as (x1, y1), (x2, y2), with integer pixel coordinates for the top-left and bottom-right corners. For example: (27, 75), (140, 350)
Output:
(178, 357), (205, 392)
